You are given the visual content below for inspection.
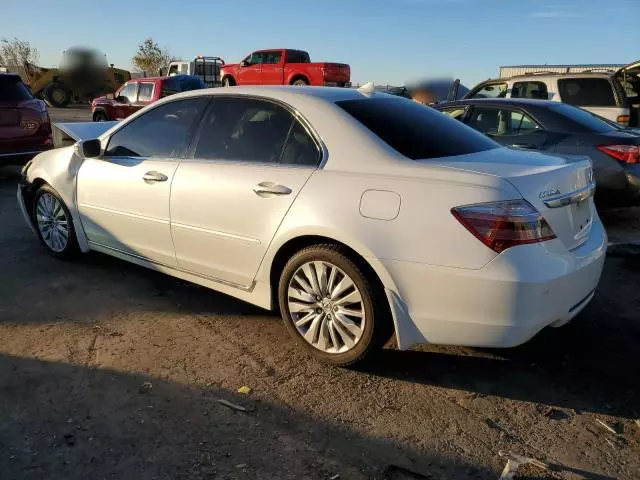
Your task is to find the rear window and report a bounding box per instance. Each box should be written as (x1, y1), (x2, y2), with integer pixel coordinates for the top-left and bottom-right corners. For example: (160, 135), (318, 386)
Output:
(550, 103), (616, 133)
(286, 50), (310, 63)
(0, 76), (32, 102)
(336, 97), (499, 160)
(558, 78), (617, 107)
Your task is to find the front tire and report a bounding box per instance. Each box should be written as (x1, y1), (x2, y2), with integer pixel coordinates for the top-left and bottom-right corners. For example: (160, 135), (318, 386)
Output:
(43, 83), (71, 108)
(32, 185), (79, 259)
(222, 76), (235, 87)
(278, 245), (390, 366)
(93, 111), (109, 122)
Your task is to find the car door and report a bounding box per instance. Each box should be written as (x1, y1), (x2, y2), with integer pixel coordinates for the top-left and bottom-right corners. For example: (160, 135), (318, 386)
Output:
(259, 51), (284, 85)
(113, 82), (138, 119)
(170, 96), (322, 288)
(77, 97), (208, 266)
(237, 52), (263, 85)
(466, 105), (551, 151)
(131, 81), (155, 113)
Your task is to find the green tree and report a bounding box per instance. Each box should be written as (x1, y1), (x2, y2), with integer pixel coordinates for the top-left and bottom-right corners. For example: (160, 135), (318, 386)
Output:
(132, 38), (175, 76)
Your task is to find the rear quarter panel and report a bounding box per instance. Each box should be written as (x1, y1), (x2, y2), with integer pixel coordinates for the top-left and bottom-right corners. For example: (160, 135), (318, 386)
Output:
(284, 65), (325, 85)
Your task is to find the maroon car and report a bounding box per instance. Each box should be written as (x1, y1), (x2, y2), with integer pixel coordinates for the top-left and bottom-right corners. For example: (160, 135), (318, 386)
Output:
(0, 73), (52, 163)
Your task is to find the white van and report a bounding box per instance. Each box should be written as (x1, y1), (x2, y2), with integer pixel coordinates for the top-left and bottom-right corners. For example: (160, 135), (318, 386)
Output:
(463, 61), (640, 127)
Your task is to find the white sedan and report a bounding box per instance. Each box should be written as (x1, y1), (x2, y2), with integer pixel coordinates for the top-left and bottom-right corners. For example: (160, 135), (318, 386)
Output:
(17, 86), (606, 365)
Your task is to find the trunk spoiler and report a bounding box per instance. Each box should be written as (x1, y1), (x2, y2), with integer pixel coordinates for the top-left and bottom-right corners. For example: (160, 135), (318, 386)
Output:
(52, 121), (118, 148)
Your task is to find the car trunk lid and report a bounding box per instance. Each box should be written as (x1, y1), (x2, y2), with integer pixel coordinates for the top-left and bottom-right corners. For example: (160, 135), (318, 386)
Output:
(428, 148), (595, 250)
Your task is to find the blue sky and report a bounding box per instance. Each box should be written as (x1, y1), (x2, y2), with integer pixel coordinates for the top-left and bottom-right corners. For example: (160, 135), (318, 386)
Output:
(4, 0), (638, 87)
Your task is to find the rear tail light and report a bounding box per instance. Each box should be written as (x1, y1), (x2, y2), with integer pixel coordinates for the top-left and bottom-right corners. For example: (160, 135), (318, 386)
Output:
(451, 200), (556, 253)
(616, 115), (630, 126)
(597, 144), (640, 164)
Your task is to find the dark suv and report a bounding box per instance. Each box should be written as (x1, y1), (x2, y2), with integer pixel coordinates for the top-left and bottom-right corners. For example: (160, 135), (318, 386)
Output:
(0, 73), (52, 163)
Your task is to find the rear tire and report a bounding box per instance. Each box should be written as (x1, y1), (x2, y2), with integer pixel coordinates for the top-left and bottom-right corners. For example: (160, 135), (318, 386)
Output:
(278, 244), (391, 366)
(31, 184), (79, 259)
(43, 83), (71, 108)
(292, 77), (309, 86)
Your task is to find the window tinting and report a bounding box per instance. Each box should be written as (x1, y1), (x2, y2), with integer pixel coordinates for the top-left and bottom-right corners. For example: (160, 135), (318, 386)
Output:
(262, 51), (283, 65)
(469, 82), (508, 99)
(137, 83), (154, 101)
(511, 81), (548, 100)
(468, 107), (540, 136)
(286, 50), (311, 63)
(281, 120), (321, 166)
(550, 103), (616, 133)
(0, 76), (32, 101)
(194, 97), (299, 164)
(336, 97), (498, 160)
(558, 78), (616, 107)
(105, 98), (207, 158)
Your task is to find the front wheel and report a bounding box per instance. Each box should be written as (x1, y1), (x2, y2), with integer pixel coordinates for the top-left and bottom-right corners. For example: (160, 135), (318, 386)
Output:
(32, 185), (79, 258)
(93, 111), (108, 122)
(222, 76), (235, 87)
(278, 245), (391, 366)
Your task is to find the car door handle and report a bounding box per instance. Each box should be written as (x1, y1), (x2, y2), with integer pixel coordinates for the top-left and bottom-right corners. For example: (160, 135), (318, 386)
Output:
(143, 171), (168, 182)
(253, 182), (292, 196)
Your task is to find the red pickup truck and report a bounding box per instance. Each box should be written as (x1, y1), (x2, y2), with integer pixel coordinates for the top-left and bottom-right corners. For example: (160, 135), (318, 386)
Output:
(91, 75), (205, 121)
(220, 49), (351, 87)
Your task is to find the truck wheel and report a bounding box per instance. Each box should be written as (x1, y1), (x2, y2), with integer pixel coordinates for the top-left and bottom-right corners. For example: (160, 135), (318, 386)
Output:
(93, 111), (108, 122)
(43, 83), (71, 108)
(292, 78), (309, 86)
(222, 77), (235, 87)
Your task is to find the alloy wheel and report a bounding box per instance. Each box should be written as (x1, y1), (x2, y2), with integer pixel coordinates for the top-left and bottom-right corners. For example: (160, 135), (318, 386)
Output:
(36, 193), (69, 253)
(287, 261), (366, 353)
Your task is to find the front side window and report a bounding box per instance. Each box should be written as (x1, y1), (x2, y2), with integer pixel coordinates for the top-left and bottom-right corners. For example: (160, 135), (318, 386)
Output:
(246, 52), (264, 65)
(168, 64), (179, 76)
(117, 83), (137, 103)
(137, 83), (154, 102)
(468, 107), (541, 136)
(105, 98), (208, 158)
(511, 81), (549, 100)
(558, 78), (616, 107)
(194, 97), (320, 166)
(336, 97), (498, 160)
(468, 82), (508, 99)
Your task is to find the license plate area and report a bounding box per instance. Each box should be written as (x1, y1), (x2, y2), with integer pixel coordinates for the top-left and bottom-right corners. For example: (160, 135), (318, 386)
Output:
(571, 199), (592, 238)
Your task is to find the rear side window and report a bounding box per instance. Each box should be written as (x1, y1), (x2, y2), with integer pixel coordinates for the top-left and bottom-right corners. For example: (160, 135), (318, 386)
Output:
(137, 83), (154, 101)
(467, 107), (541, 136)
(0, 76), (32, 101)
(511, 81), (548, 100)
(468, 82), (507, 99)
(550, 103), (616, 133)
(558, 78), (617, 107)
(336, 97), (499, 160)
(286, 50), (311, 63)
(105, 98), (208, 158)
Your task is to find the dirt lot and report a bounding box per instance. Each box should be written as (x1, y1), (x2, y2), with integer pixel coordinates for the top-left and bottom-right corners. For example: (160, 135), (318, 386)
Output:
(1, 113), (639, 479)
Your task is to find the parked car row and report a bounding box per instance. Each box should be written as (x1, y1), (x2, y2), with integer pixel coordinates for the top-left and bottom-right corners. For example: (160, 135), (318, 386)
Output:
(18, 87), (605, 365)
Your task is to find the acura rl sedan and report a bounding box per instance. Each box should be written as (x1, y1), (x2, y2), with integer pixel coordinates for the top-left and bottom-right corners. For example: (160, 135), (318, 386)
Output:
(17, 86), (606, 365)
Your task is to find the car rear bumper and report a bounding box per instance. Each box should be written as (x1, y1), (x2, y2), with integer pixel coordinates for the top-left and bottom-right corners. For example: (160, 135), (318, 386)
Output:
(383, 218), (607, 349)
(0, 136), (52, 163)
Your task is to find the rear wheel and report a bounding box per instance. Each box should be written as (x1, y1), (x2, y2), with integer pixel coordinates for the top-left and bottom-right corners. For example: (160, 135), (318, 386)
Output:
(292, 77), (309, 86)
(278, 245), (391, 366)
(32, 185), (79, 258)
(43, 83), (71, 108)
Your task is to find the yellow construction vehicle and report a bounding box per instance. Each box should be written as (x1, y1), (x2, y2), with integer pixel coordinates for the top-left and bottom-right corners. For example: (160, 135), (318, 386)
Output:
(22, 47), (130, 108)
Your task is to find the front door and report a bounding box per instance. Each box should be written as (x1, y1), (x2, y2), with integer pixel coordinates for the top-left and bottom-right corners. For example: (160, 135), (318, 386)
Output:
(131, 81), (155, 113)
(77, 97), (209, 265)
(259, 50), (284, 85)
(113, 82), (138, 119)
(237, 52), (263, 85)
(170, 96), (322, 287)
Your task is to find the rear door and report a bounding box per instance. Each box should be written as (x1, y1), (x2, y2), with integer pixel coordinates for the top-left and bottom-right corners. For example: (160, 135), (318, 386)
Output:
(557, 77), (627, 124)
(170, 96), (322, 287)
(511, 81), (549, 100)
(466, 105), (552, 151)
(259, 50), (284, 85)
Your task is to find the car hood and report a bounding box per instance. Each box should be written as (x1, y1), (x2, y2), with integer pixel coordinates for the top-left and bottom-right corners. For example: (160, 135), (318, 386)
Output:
(92, 96), (114, 106)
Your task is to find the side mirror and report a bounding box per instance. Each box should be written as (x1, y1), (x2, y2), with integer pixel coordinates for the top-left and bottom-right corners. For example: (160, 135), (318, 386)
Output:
(116, 95), (128, 103)
(106, 93), (115, 100)
(76, 139), (101, 158)
(240, 60), (249, 67)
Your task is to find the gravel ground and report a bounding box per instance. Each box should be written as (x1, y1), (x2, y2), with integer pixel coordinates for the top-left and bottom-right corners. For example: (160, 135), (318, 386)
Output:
(0, 111), (638, 479)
